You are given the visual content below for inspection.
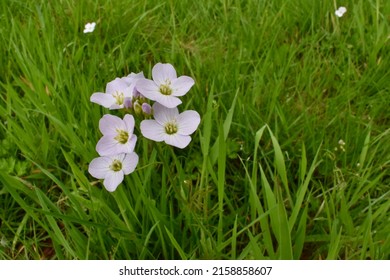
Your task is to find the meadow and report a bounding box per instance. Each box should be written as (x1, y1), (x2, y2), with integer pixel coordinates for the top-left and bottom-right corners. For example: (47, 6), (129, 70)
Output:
(0, 0), (389, 260)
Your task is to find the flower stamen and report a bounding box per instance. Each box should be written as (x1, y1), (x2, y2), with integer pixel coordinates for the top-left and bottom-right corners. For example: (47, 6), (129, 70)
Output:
(113, 91), (125, 105)
(114, 129), (129, 144)
(164, 122), (178, 134)
(159, 82), (172, 95)
(109, 159), (122, 172)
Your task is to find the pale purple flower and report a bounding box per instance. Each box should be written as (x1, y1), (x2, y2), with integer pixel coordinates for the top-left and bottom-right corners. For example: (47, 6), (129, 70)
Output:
(335, 7), (347, 17)
(90, 78), (133, 109)
(88, 153), (139, 192)
(83, 22), (96, 33)
(96, 114), (137, 156)
(136, 63), (195, 108)
(140, 102), (200, 149)
(122, 72), (145, 99)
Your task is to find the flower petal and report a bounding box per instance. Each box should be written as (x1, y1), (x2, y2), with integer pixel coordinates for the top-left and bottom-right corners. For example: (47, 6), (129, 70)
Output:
(122, 72), (145, 86)
(140, 120), (165, 142)
(136, 79), (160, 101)
(103, 171), (124, 192)
(123, 114), (135, 135)
(177, 110), (201, 135)
(339, 7), (347, 13)
(106, 78), (128, 94)
(171, 76), (195, 97)
(152, 63), (177, 85)
(99, 114), (126, 136)
(153, 103), (179, 125)
(122, 153), (139, 175)
(88, 157), (111, 179)
(155, 94), (182, 108)
(125, 135), (137, 153)
(164, 134), (191, 149)
(96, 135), (121, 156)
(90, 93), (115, 108)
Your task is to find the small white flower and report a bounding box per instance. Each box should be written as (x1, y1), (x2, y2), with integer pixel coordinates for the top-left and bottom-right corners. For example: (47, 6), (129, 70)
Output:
(96, 114), (137, 156)
(88, 153), (138, 192)
(83, 22), (96, 33)
(140, 102), (200, 149)
(338, 139), (346, 146)
(335, 7), (347, 17)
(90, 78), (133, 109)
(90, 72), (144, 110)
(136, 63), (195, 108)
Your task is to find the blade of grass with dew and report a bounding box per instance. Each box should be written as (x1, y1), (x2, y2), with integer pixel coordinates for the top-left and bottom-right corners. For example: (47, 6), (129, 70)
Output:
(293, 205), (308, 259)
(164, 226), (187, 260)
(210, 88), (239, 165)
(241, 155), (275, 258)
(266, 126), (292, 207)
(327, 219), (342, 260)
(260, 164), (292, 259)
(289, 143), (322, 230)
(217, 122), (226, 248)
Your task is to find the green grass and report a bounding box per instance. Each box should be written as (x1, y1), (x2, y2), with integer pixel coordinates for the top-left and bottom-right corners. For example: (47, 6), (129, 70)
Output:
(0, 0), (389, 259)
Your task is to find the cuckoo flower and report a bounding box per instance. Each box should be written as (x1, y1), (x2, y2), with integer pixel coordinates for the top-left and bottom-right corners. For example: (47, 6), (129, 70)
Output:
(90, 78), (133, 109)
(140, 102), (200, 149)
(335, 7), (347, 17)
(136, 63), (194, 108)
(83, 22), (96, 33)
(88, 153), (139, 192)
(96, 114), (137, 156)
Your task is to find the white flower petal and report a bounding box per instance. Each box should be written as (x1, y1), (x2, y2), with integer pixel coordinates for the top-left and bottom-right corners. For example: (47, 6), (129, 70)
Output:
(106, 78), (128, 94)
(136, 79), (160, 101)
(339, 7), (347, 13)
(125, 135), (137, 153)
(123, 114), (135, 135)
(140, 120), (166, 142)
(164, 134), (191, 149)
(96, 135), (121, 156)
(99, 114), (126, 136)
(152, 63), (177, 85)
(122, 72), (145, 85)
(122, 153), (139, 175)
(90, 93), (115, 108)
(171, 76), (195, 97)
(88, 157), (111, 179)
(155, 94), (182, 108)
(177, 110), (201, 135)
(335, 7), (347, 17)
(153, 103), (179, 125)
(103, 171), (124, 192)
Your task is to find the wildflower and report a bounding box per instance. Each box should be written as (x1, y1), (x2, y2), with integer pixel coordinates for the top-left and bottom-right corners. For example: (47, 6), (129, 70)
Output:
(122, 72), (145, 94)
(90, 78), (133, 109)
(83, 22), (96, 33)
(96, 114), (137, 156)
(136, 63), (195, 108)
(88, 153), (139, 192)
(140, 102), (200, 149)
(338, 139), (346, 152)
(335, 7), (347, 17)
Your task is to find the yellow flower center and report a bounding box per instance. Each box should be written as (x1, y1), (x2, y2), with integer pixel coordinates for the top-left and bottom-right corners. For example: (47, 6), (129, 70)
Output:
(114, 129), (129, 144)
(164, 122), (178, 135)
(159, 81), (172, 95)
(113, 91), (124, 105)
(110, 159), (122, 172)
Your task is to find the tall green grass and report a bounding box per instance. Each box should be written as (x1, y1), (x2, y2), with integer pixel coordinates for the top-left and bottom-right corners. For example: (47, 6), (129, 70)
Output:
(0, 0), (389, 259)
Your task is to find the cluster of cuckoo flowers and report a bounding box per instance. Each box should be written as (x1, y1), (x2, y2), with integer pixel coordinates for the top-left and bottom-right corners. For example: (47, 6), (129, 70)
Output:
(88, 63), (201, 192)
